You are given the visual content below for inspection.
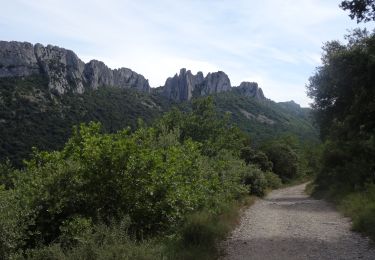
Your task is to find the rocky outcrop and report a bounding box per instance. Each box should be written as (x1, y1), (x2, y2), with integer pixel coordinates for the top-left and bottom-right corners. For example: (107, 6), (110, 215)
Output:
(84, 60), (150, 92)
(0, 41), (39, 77)
(158, 69), (267, 102)
(0, 41), (267, 101)
(202, 71), (231, 94)
(159, 68), (204, 101)
(34, 43), (86, 94)
(234, 82), (265, 100)
(159, 69), (232, 101)
(0, 41), (150, 94)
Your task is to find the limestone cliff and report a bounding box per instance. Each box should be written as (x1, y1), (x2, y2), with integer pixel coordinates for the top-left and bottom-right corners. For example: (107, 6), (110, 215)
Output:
(0, 41), (150, 94)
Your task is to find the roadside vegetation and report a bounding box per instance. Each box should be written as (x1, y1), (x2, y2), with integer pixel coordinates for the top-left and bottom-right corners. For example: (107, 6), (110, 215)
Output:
(308, 0), (375, 241)
(0, 96), (316, 259)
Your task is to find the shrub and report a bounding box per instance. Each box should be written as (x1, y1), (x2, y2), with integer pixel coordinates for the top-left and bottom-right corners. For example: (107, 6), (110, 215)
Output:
(263, 142), (299, 181)
(241, 165), (267, 196)
(264, 171), (282, 189)
(339, 184), (375, 240)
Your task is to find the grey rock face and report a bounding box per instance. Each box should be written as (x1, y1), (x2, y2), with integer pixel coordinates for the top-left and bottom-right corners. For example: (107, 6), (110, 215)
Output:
(83, 60), (150, 92)
(34, 43), (86, 94)
(235, 82), (265, 100)
(0, 41), (150, 94)
(84, 60), (114, 90)
(113, 68), (150, 93)
(0, 41), (39, 77)
(202, 71), (231, 95)
(161, 68), (204, 101)
(160, 69), (232, 101)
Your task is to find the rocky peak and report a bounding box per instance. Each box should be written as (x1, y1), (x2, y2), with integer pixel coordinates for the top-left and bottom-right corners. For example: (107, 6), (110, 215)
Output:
(0, 41), (39, 77)
(161, 68), (204, 101)
(159, 69), (232, 101)
(235, 82), (265, 100)
(34, 43), (86, 94)
(203, 71), (231, 94)
(0, 41), (150, 94)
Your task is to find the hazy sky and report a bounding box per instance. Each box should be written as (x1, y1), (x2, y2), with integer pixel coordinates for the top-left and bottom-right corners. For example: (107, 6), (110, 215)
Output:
(1, 0), (370, 106)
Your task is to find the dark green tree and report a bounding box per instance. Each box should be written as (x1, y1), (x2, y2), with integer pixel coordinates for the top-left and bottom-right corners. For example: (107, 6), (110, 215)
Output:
(340, 0), (375, 22)
(307, 29), (375, 189)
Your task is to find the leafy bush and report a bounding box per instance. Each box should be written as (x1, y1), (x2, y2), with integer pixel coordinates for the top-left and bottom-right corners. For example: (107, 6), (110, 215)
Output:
(0, 96), (309, 257)
(339, 184), (375, 240)
(263, 142), (299, 181)
(240, 147), (273, 172)
(264, 171), (282, 189)
(241, 165), (268, 196)
(25, 218), (163, 260)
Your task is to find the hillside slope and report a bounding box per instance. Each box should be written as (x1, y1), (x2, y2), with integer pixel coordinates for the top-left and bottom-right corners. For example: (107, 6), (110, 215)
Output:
(0, 75), (172, 166)
(211, 92), (318, 144)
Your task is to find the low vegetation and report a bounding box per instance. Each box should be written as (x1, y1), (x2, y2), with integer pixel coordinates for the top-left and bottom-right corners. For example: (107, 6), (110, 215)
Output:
(0, 97), (315, 259)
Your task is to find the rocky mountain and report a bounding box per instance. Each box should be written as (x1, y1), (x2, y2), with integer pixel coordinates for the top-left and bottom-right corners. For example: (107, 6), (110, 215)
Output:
(156, 68), (265, 102)
(0, 41), (150, 94)
(233, 82), (265, 99)
(0, 40), (318, 167)
(0, 41), (266, 102)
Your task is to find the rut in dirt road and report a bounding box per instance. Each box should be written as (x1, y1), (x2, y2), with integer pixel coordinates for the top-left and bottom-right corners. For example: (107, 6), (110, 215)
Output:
(221, 183), (375, 260)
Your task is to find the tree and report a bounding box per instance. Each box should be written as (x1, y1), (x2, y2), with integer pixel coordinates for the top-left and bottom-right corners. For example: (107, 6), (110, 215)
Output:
(263, 142), (299, 181)
(307, 29), (375, 189)
(240, 147), (273, 172)
(340, 0), (375, 22)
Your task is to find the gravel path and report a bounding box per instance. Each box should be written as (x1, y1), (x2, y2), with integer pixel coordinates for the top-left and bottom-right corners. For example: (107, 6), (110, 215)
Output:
(221, 183), (375, 260)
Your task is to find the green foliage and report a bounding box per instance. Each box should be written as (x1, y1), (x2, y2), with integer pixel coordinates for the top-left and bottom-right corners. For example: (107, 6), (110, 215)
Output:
(308, 30), (375, 191)
(0, 186), (32, 260)
(209, 91), (319, 145)
(240, 147), (273, 172)
(0, 76), (172, 167)
(264, 171), (282, 189)
(241, 165), (268, 196)
(180, 211), (223, 248)
(25, 218), (164, 260)
(158, 97), (245, 157)
(263, 142), (299, 181)
(337, 184), (375, 240)
(308, 27), (375, 241)
(0, 159), (15, 189)
(0, 83), (314, 258)
(340, 0), (375, 22)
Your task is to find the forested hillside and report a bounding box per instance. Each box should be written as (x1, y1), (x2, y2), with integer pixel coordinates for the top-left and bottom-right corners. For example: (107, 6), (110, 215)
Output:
(0, 74), (318, 168)
(0, 75), (172, 166)
(0, 96), (319, 259)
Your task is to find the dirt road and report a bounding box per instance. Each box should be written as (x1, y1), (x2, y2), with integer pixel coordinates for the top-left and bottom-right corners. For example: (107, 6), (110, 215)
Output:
(221, 183), (375, 260)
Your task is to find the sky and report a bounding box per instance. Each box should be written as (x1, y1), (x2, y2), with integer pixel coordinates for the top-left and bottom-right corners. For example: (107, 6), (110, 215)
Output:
(0, 0), (371, 106)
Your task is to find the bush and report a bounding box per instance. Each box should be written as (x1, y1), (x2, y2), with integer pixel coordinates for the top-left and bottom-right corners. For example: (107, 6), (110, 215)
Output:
(181, 211), (221, 248)
(25, 219), (163, 260)
(0, 186), (32, 260)
(241, 165), (267, 196)
(264, 171), (282, 189)
(263, 142), (299, 181)
(240, 147), (273, 172)
(339, 184), (375, 240)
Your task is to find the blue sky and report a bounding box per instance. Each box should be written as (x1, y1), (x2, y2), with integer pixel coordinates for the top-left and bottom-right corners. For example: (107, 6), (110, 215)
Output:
(1, 0), (371, 106)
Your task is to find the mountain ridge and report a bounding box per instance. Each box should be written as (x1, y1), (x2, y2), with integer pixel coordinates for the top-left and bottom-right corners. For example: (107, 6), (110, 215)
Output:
(0, 41), (266, 103)
(0, 41), (151, 94)
(0, 40), (318, 167)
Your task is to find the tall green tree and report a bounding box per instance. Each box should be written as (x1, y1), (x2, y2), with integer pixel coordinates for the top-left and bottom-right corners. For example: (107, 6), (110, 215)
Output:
(307, 29), (375, 189)
(340, 0), (375, 22)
